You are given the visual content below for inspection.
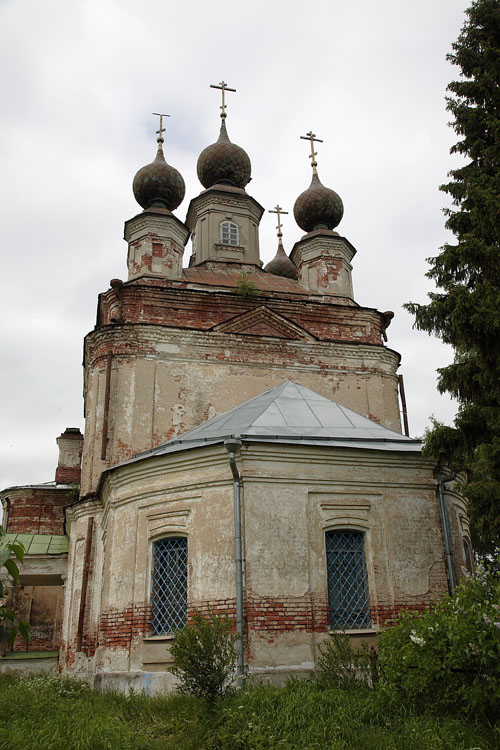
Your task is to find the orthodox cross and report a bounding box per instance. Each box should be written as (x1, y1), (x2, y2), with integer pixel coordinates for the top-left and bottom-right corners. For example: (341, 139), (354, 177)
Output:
(269, 204), (288, 242)
(152, 112), (170, 143)
(210, 81), (236, 118)
(300, 131), (323, 175)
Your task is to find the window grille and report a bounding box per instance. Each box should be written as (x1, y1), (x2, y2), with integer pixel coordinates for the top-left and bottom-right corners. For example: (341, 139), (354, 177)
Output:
(151, 536), (188, 635)
(221, 221), (239, 246)
(325, 529), (371, 629)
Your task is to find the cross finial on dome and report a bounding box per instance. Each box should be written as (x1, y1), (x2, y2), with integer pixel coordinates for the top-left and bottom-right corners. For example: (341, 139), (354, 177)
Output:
(269, 204), (289, 243)
(210, 81), (236, 119)
(152, 112), (170, 149)
(300, 131), (323, 175)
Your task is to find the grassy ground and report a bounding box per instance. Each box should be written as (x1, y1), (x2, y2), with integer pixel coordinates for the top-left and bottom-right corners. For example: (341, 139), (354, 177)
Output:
(0, 673), (497, 750)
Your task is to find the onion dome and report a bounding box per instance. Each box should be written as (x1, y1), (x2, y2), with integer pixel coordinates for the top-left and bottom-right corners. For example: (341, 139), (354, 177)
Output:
(264, 242), (297, 280)
(197, 119), (251, 189)
(133, 142), (185, 211)
(293, 173), (344, 233)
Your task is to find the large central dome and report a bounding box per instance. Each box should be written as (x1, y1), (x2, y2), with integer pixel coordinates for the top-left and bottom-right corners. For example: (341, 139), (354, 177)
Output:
(197, 119), (251, 189)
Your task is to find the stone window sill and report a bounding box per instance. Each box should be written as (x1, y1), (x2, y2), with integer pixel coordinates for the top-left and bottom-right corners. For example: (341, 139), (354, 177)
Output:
(328, 629), (378, 636)
(142, 635), (175, 642)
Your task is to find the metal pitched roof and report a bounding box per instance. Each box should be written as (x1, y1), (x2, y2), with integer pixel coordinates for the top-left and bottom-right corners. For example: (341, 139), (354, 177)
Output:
(1, 534), (69, 555)
(129, 381), (421, 464)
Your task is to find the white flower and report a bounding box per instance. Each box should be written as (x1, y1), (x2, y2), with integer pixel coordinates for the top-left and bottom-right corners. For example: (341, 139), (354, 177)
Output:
(494, 622), (500, 630)
(410, 630), (426, 647)
(483, 614), (491, 625)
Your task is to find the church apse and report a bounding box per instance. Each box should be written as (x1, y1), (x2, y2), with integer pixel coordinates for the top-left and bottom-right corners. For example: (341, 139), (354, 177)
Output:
(2, 84), (468, 690)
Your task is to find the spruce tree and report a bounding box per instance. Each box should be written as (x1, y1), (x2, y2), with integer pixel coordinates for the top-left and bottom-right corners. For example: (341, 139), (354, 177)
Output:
(405, 0), (500, 557)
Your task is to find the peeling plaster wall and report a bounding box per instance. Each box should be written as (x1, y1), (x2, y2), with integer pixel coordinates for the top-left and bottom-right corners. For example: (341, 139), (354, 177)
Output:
(81, 323), (401, 495)
(62, 442), (452, 690)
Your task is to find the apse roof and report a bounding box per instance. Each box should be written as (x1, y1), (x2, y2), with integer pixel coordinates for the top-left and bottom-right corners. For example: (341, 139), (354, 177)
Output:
(130, 381), (421, 465)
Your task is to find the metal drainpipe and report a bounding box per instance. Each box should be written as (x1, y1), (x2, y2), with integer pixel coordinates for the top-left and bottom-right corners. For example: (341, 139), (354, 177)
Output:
(224, 438), (244, 689)
(437, 471), (458, 594)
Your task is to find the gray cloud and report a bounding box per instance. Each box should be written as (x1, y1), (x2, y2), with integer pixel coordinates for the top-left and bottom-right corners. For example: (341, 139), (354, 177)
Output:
(0, 0), (467, 489)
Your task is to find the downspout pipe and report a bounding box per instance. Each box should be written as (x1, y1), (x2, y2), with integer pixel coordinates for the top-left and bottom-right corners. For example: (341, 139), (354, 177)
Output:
(437, 471), (458, 594)
(224, 438), (244, 688)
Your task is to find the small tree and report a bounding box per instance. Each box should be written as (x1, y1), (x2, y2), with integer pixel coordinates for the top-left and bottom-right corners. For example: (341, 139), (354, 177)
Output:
(170, 609), (238, 701)
(0, 526), (30, 644)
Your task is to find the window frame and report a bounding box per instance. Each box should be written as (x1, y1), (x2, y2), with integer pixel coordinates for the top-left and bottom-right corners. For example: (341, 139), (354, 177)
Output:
(220, 220), (239, 247)
(150, 534), (188, 636)
(324, 527), (372, 631)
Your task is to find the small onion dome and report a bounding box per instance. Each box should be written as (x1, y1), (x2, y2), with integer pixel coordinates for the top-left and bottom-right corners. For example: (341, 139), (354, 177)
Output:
(293, 173), (344, 233)
(133, 144), (185, 211)
(197, 119), (251, 189)
(264, 243), (297, 280)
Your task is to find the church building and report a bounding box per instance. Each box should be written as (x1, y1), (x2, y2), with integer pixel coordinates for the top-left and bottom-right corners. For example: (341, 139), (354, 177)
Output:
(0, 84), (470, 692)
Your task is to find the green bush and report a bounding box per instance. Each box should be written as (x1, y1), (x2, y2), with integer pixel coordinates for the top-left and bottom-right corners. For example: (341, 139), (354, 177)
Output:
(314, 631), (377, 690)
(378, 562), (500, 719)
(170, 609), (238, 701)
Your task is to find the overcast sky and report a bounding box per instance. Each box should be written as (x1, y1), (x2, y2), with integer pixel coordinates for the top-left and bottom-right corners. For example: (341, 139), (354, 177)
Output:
(0, 0), (471, 491)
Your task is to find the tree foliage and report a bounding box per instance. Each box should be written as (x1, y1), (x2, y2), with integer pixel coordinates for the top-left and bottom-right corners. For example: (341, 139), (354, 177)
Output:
(378, 563), (500, 720)
(0, 526), (30, 644)
(405, 0), (500, 556)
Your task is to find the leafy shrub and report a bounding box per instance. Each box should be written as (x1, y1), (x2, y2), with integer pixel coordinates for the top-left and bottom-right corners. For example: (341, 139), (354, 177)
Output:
(378, 562), (500, 719)
(314, 630), (377, 690)
(0, 525), (30, 644)
(170, 609), (238, 701)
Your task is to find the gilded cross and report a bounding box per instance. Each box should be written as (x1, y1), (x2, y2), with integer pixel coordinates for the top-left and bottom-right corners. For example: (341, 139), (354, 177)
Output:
(152, 112), (170, 143)
(210, 81), (236, 118)
(300, 131), (323, 174)
(269, 205), (288, 241)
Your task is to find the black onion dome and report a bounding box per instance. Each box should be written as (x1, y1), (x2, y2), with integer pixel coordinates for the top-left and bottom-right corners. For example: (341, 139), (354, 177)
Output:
(264, 243), (297, 280)
(197, 119), (251, 189)
(293, 173), (343, 233)
(133, 145), (185, 211)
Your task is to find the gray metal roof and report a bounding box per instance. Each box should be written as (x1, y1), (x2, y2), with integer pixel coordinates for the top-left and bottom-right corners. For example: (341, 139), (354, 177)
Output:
(129, 381), (422, 465)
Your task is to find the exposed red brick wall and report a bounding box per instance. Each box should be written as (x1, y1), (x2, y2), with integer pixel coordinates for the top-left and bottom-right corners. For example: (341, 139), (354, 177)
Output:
(97, 283), (384, 345)
(55, 465), (81, 484)
(246, 596), (329, 634)
(371, 604), (428, 627)
(98, 605), (151, 650)
(6, 487), (72, 535)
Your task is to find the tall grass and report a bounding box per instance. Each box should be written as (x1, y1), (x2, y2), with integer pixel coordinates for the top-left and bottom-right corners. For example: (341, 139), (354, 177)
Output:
(0, 674), (497, 750)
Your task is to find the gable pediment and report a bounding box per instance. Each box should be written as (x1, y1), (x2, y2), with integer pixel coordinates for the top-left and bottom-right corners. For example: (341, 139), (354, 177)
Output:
(211, 306), (315, 341)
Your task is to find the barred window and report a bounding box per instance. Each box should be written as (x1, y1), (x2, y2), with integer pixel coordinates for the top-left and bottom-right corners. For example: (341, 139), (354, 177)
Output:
(151, 536), (188, 635)
(325, 529), (371, 629)
(220, 221), (239, 246)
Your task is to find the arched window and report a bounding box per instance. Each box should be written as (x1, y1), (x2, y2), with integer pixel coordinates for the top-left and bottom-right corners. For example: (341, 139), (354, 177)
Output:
(463, 537), (474, 574)
(325, 529), (371, 629)
(151, 536), (188, 635)
(220, 221), (239, 246)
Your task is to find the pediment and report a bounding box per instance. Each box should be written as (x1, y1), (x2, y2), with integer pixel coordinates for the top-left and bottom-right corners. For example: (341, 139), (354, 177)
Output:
(211, 306), (315, 341)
